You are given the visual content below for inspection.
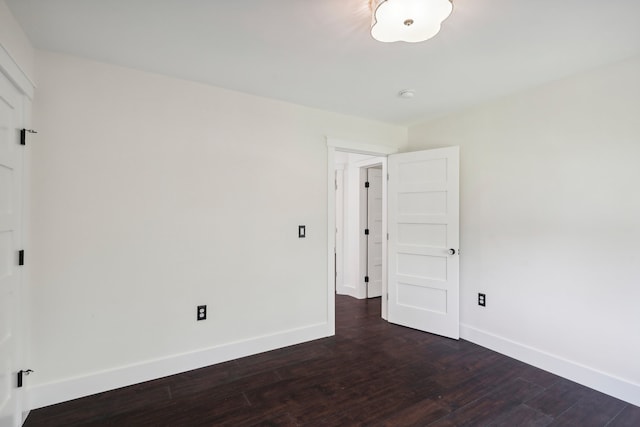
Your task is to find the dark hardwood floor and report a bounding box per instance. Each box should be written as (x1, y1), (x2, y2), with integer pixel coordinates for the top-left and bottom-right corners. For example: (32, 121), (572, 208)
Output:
(25, 295), (639, 426)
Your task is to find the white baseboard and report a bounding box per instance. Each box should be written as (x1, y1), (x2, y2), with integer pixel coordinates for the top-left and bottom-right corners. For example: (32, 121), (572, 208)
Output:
(460, 323), (640, 407)
(29, 322), (330, 410)
(27, 322), (640, 410)
(336, 283), (358, 299)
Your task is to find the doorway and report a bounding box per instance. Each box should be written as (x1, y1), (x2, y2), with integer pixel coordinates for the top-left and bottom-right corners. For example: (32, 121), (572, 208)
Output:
(327, 138), (460, 340)
(333, 151), (386, 303)
(327, 139), (395, 335)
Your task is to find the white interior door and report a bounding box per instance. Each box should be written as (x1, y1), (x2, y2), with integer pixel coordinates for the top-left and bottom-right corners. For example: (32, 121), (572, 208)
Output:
(366, 167), (383, 298)
(0, 72), (25, 427)
(334, 169), (344, 292)
(388, 147), (459, 339)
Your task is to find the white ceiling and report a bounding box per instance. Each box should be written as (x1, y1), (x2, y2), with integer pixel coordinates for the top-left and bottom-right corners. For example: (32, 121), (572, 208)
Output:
(7, 0), (640, 125)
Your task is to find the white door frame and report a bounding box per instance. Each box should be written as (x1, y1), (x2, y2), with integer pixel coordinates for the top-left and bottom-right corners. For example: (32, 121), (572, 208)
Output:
(326, 138), (397, 334)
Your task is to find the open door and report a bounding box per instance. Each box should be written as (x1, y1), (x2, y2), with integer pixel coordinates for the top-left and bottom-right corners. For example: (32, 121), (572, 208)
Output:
(387, 147), (459, 339)
(365, 167), (383, 298)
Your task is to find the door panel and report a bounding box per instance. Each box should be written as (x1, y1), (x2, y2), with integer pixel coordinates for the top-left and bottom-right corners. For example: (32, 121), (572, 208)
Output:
(366, 167), (383, 298)
(388, 147), (459, 339)
(0, 72), (24, 427)
(335, 169), (344, 293)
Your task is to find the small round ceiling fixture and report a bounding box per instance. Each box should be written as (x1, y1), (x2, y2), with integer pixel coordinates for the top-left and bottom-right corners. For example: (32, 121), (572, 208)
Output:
(399, 89), (415, 99)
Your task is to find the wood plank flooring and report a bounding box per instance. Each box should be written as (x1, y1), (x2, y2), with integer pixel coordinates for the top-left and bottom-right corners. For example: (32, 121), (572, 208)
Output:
(24, 295), (640, 426)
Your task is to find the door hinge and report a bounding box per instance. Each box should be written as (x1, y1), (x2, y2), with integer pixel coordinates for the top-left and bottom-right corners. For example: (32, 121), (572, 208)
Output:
(387, 173), (389, 181)
(20, 129), (37, 146)
(364, 181), (370, 188)
(364, 276), (369, 283)
(386, 293), (389, 301)
(364, 229), (370, 235)
(387, 233), (389, 240)
(18, 250), (24, 266)
(335, 179), (338, 190)
(17, 369), (34, 388)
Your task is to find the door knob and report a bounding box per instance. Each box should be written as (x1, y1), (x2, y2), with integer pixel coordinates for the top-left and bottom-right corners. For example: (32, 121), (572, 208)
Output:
(448, 248), (456, 255)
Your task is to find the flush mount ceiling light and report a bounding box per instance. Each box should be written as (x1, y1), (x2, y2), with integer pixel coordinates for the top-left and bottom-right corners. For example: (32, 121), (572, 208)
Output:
(370, 0), (453, 43)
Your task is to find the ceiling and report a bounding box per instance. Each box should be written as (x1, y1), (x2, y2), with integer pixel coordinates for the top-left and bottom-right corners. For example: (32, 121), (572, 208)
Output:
(7, 0), (640, 125)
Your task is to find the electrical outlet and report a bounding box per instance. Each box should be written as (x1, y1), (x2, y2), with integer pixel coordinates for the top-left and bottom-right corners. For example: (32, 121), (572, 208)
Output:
(197, 305), (207, 321)
(478, 293), (486, 307)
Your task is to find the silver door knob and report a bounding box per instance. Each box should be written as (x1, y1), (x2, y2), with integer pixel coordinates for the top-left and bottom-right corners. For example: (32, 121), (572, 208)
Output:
(448, 248), (456, 255)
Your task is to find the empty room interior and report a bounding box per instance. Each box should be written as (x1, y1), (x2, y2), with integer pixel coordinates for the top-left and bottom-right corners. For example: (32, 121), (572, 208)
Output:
(1, 0), (639, 425)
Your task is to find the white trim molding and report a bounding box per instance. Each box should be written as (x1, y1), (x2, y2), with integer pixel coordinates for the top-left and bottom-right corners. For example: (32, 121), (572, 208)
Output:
(461, 323), (640, 407)
(327, 138), (398, 156)
(0, 44), (35, 99)
(29, 322), (328, 409)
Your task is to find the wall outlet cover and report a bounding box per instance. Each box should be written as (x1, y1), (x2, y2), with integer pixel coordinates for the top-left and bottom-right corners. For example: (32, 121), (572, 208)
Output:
(197, 305), (207, 321)
(478, 293), (486, 307)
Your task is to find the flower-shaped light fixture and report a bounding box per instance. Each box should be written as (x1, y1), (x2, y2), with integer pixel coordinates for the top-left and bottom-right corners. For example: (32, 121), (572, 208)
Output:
(370, 0), (453, 43)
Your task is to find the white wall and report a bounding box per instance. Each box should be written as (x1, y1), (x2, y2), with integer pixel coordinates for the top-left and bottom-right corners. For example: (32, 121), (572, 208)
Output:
(30, 51), (406, 406)
(408, 55), (640, 405)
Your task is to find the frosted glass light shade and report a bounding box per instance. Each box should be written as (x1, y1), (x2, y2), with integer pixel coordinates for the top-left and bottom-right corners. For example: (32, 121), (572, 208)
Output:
(370, 0), (453, 43)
